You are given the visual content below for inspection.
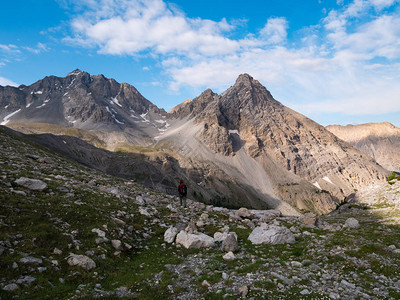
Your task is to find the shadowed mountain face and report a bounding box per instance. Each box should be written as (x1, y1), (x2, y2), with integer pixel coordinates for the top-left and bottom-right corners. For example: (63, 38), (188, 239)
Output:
(327, 122), (400, 172)
(0, 71), (390, 215)
(0, 69), (168, 139)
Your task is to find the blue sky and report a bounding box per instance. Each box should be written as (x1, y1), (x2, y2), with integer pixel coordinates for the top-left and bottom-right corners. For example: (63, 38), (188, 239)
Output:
(1, 0), (400, 126)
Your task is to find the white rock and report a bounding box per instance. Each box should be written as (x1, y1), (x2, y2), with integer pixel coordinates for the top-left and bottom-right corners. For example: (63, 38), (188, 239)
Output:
(91, 228), (106, 238)
(202, 280), (211, 287)
(14, 177), (47, 191)
(223, 251), (236, 261)
(300, 289), (310, 295)
(236, 207), (251, 218)
(164, 227), (179, 243)
(53, 248), (63, 255)
(344, 218), (360, 229)
(19, 256), (43, 264)
(67, 253), (96, 271)
(135, 196), (145, 205)
(175, 230), (215, 249)
(248, 225), (295, 245)
(3, 283), (19, 291)
(111, 239), (122, 250)
(139, 207), (152, 217)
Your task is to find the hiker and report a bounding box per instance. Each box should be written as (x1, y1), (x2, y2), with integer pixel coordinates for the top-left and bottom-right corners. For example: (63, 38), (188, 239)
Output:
(178, 179), (187, 207)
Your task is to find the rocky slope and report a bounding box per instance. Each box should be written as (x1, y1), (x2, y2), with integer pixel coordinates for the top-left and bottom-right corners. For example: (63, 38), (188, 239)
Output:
(0, 71), (390, 215)
(327, 122), (400, 172)
(165, 74), (389, 211)
(0, 69), (169, 144)
(1, 125), (400, 299)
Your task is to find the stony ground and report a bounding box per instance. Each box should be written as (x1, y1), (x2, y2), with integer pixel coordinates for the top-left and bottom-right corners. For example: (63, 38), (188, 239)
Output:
(0, 126), (400, 299)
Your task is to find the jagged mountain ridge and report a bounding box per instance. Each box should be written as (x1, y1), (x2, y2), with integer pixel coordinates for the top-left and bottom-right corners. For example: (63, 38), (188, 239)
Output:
(0, 71), (390, 214)
(0, 69), (168, 140)
(167, 74), (389, 205)
(327, 122), (400, 172)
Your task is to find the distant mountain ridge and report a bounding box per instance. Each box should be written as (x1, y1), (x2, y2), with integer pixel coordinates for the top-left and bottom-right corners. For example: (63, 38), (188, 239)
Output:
(0, 70), (390, 215)
(327, 122), (400, 172)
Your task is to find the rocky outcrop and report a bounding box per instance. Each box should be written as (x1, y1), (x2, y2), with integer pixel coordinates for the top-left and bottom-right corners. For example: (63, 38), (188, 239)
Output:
(327, 122), (400, 172)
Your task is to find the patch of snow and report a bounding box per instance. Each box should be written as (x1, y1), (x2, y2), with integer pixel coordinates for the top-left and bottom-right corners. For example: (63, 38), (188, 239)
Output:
(36, 103), (46, 109)
(44, 99), (50, 103)
(106, 106), (125, 125)
(31, 91), (43, 95)
(4, 105), (9, 109)
(63, 140), (67, 144)
(229, 130), (239, 134)
(155, 119), (166, 124)
(66, 78), (75, 89)
(26, 102), (32, 108)
(111, 97), (122, 107)
(313, 182), (322, 190)
(63, 92), (68, 96)
(322, 176), (335, 185)
(1, 109), (21, 125)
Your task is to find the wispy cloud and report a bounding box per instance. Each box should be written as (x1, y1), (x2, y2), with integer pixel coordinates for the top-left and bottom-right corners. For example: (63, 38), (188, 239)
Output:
(0, 76), (18, 87)
(23, 42), (49, 54)
(64, 0), (400, 116)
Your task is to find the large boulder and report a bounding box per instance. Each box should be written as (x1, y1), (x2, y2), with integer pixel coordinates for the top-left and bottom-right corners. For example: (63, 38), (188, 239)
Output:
(67, 253), (96, 271)
(344, 217), (360, 229)
(248, 225), (295, 245)
(236, 207), (252, 219)
(301, 212), (318, 227)
(221, 233), (239, 253)
(175, 231), (215, 249)
(14, 177), (47, 191)
(164, 227), (179, 243)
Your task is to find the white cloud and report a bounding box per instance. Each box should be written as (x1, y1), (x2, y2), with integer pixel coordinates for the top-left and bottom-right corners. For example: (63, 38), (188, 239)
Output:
(0, 76), (18, 87)
(64, 0), (400, 117)
(23, 42), (49, 54)
(259, 17), (288, 44)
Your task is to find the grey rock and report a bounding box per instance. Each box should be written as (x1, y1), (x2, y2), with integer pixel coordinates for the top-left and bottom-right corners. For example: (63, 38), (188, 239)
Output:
(3, 283), (19, 291)
(19, 256), (43, 264)
(15, 177), (47, 191)
(164, 227), (179, 243)
(344, 218), (360, 229)
(16, 275), (36, 285)
(223, 251), (236, 261)
(111, 239), (122, 250)
(67, 253), (96, 271)
(175, 230), (214, 249)
(221, 233), (239, 253)
(248, 225), (295, 245)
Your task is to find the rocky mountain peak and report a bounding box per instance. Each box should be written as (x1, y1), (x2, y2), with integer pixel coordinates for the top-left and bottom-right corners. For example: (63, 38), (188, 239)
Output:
(67, 69), (84, 77)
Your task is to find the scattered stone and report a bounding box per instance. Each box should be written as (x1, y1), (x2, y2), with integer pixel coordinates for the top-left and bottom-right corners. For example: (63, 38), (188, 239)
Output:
(111, 217), (126, 226)
(111, 239), (122, 250)
(164, 227), (179, 243)
(175, 231), (214, 249)
(139, 207), (152, 217)
(300, 289), (310, 295)
(53, 248), (63, 255)
(344, 218), (360, 229)
(302, 212), (317, 227)
(238, 285), (248, 298)
(3, 283), (19, 291)
(16, 275), (36, 286)
(223, 251), (236, 261)
(67, 253), (96, 271)
(236, 207), (251, 219)
(91, 228), (106, 238)
(248, 225), (295, 245)
(202, 280), (211, 287)
(221, 233), (239, 253)
(19, 256), (43, 265)
(14, 177), (47, 191)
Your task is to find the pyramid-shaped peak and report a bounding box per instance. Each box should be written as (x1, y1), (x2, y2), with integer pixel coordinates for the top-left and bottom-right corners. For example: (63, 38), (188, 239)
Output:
(234, 73), (261, 87)
(67, 69), (84, 77)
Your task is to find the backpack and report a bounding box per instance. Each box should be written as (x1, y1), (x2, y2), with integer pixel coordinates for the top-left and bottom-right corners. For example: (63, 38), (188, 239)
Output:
(179, 184), (187, 195)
